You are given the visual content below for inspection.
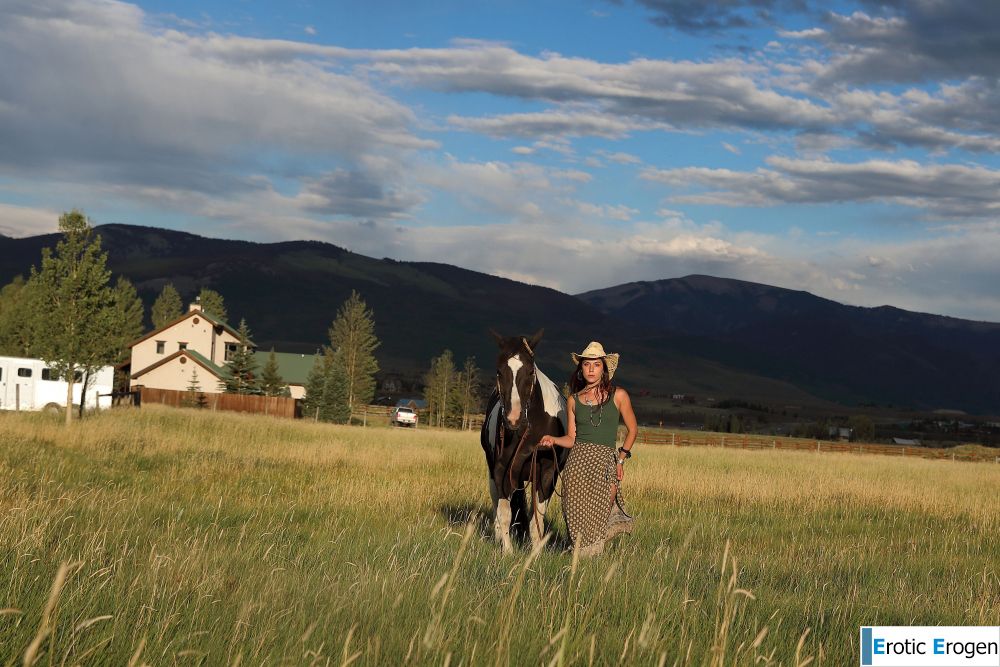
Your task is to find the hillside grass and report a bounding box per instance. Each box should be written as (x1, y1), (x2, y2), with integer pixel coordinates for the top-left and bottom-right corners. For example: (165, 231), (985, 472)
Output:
(1, 407), (997, 666)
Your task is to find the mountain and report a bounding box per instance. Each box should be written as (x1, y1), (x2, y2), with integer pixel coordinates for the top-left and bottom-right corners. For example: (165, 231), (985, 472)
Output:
(577, 275), (1000, 413)
(2, 225), (996, 413)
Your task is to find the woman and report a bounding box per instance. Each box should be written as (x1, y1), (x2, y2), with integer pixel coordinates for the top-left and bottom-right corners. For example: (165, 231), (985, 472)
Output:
(539, 341), (638, 556)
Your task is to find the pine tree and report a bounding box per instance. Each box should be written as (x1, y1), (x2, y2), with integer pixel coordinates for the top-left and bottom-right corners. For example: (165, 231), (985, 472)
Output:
(301, 352), (327, 421)
(183, 368), (207, 408)
(28, 210), (119, 426)
(301, 350), (349, 423)
(198, 288), (227, 322)
(260, 348), (289, 397)
(110, 277), (144, 365)
(219, 318), (260, 394)
(322, 359), (351, 423)
(424, 349), (459, 428)
(151, 283), (183, 329)
(328, 290), (380, 412)
(0, 275), (38, 357)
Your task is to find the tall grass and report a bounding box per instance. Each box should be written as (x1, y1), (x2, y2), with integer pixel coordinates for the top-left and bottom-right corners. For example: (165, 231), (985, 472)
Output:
(1, 406), (997, 665)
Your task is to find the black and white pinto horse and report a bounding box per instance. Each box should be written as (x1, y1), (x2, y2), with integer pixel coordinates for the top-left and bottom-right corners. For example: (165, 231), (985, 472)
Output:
(481, 329), (569, 552)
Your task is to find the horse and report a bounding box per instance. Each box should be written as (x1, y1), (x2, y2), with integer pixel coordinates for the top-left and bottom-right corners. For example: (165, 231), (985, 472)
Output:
(481, 329), (569, 552)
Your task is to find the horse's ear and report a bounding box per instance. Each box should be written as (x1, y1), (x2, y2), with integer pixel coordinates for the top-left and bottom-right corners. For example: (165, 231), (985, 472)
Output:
(489, 328), (504, 346)
(526, 328), (544, 353)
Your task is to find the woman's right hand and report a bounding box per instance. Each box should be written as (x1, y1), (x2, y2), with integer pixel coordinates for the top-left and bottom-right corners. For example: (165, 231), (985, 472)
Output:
(539, 435), (555, 448)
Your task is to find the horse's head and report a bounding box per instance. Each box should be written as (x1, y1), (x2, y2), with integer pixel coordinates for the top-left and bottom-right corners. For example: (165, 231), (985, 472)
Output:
(490, 328), (544, 430)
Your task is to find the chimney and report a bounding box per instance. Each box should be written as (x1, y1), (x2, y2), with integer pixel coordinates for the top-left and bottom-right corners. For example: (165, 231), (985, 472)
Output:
(189, 296), (202, 312)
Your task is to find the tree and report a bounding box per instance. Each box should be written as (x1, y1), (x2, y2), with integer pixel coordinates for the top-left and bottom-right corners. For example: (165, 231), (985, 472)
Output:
(424, 349), (461, 428)
(198, 288), (227, 322)
(849, 414), (876, 442)
(322, 358), (351, 423)
(301, 353), (327, 421)
(110, 277), (144, 365)
(457, 356), (482, 430)
(301, 350), (349, 423)
(0, 275), (39, 357)
(151, 283), (182, 329)
(328, 290), (380, 413)
(260, 348), (289, 397)
(183, 368), (207, 408)
(219, 318), (260, 394)
(28, 210), (119, 426)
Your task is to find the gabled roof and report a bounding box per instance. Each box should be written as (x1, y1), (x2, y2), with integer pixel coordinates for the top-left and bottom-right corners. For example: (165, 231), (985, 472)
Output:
(131, 349), (226, 380)
(128, 309), (247, 349)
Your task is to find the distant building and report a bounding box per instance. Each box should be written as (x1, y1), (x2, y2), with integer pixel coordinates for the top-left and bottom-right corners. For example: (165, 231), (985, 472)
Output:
(396, 398), (427, 410)
(252, 351), (314, 399)
(127, 302), (243, 394)
(893, 438), (921, 446)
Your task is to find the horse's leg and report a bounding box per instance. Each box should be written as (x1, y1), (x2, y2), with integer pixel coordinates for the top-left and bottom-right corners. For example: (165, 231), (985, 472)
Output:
(529, 496), (548, 548)
(489, 478), (514, 553)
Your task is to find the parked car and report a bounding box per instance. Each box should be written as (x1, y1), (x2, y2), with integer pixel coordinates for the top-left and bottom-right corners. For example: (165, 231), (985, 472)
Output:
(391, 406), (418, 427)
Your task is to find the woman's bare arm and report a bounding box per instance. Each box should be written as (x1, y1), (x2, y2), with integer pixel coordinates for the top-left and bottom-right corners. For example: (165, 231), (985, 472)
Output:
(539, 395), (575, 448)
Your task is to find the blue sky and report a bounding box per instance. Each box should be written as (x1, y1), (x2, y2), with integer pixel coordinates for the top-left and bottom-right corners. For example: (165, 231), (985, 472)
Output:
(2, 0), (1000, 321)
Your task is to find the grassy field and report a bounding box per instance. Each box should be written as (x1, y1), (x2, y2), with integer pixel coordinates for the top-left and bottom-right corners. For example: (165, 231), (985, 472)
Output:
(1, 407), (997, 666)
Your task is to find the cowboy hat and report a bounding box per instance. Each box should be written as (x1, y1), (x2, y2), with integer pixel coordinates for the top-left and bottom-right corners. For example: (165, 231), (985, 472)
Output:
(571, 341), (619, 379)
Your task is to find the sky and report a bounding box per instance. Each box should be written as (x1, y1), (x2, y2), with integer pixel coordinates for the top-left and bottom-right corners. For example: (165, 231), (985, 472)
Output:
(2, 0), (1000, 322)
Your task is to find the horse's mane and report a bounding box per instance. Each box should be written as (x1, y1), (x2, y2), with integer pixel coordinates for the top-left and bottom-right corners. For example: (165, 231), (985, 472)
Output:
(534, 364), (568, 431)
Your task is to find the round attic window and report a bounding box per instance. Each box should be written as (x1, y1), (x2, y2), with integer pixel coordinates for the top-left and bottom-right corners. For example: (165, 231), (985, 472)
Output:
(193, 317), (200, 324)
(179, 357), (187, 364)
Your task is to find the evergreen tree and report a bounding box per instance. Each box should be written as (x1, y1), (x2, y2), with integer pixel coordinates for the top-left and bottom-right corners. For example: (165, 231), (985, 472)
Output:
(322, 358), (351, 423)
(151, 283), (182, 329)
(424, 349), (460, 428)
(219, 318), (260, 394)
(328, 290), (380, 412)
(0, 275), (38, 357)
(198, 288), (227, 322)
(183, 368), (207, 408)
(301, 350), (349, 423)
(301, 352), (328, 421)
(28, 210), (119, 426)
(110, 277), (144, 365)
(260, 348), (289, 397)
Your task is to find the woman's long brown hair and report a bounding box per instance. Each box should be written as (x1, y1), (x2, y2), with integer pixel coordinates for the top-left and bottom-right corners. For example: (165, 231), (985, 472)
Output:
(568, 358), (615, 404)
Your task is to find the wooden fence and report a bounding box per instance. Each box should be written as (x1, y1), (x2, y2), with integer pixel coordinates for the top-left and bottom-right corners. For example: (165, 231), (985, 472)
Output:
(632, 429), (1000, 464)
(139, 387), (298, 419)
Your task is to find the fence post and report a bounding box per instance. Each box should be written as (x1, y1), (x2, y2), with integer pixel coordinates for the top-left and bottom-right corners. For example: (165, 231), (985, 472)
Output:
(772, 439), (776, 448)
(363, 406), (368, 428)
(816, 441), (820, 452)
(671, 432), (676, 447)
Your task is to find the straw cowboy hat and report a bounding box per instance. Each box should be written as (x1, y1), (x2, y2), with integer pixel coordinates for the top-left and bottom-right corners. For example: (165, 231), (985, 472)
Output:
(571, 341), (619, 379)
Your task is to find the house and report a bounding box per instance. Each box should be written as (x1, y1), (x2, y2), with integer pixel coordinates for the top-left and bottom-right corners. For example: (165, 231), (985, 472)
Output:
(396, 398), (427, 410)
(128, 302), (245, 394)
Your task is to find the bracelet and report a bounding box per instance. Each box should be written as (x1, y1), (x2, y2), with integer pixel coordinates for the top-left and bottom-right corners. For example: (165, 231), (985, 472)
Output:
(616, 458), (626, 465)
(617, 447), (632, 459)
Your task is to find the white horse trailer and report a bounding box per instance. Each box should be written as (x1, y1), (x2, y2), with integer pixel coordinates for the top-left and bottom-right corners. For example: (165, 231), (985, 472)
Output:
(0, 356), (114, 412)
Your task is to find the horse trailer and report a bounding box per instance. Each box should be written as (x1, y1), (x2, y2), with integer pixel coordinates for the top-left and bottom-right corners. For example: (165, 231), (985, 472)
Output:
(0, 356), (114, 412)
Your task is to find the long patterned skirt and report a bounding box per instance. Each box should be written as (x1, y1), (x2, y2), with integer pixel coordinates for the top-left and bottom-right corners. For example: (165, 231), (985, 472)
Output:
(561, 441), (633, 553)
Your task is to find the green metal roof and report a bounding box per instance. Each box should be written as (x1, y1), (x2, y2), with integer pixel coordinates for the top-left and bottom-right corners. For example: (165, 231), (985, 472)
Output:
(253, 351), (316, 385)
(185, 349), (226, 377)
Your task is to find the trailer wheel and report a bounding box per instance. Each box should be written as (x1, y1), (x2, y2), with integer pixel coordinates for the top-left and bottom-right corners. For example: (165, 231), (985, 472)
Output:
(43, 403), (61, 414)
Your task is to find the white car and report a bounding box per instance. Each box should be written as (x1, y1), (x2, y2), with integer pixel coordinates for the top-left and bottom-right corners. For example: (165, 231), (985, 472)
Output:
(391, 406), (418, 427)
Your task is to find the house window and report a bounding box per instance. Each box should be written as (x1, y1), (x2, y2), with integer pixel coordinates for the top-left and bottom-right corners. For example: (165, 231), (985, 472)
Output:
(179, 356), (187, 364)
(179, 342), (188, 351)
(17, 368), (32, 378)
(156, 341), (165, 354)
(225, 342), (239, 361)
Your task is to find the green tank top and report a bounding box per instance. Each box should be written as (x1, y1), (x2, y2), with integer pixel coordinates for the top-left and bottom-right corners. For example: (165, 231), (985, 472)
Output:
(573, 393), (620, 448)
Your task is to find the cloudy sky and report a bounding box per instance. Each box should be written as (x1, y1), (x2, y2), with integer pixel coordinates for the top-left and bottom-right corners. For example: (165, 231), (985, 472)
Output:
(2, 0), (999, 321)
